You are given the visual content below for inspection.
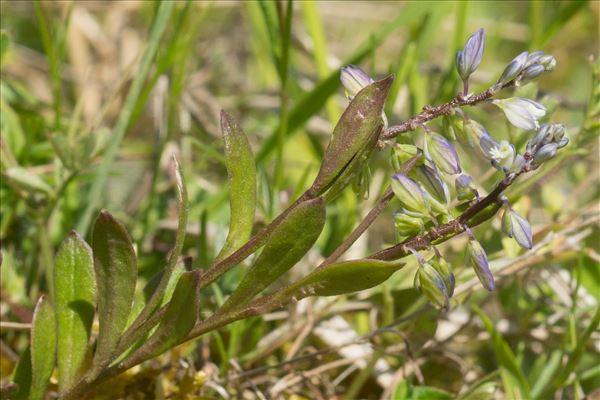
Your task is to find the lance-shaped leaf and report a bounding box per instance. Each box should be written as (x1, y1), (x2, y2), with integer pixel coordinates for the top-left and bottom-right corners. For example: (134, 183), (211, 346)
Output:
(221, 197), (326, 311)
(91, 210), (137, 372)
(215, 111), (256, 262)
(119, 271), (201, 366)
(309, 76), (394, 196)
(30, 296), (56, 400)
(54, 232), (96, 393)
(290, 259), (405, 297)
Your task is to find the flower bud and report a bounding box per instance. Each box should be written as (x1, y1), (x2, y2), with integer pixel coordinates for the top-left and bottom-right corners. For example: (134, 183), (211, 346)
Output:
(556, 136), (569, 149)
(525, 51), (545, 67)
(415, 262), (450, 310)
(455, 174), (477, 201)
(549, 123), (565, 141)
(479, 133), (499, 158)
(430, 256), (455, 297)
(466, 238), (495, 291)
(531, 142), (558, 168)
(517, 63), (545, 84)
(501, 207), (533, 249)
(340, 64), (374, 100)
(413, 164), (450, 205)
(391, 144), (421, 172)
(539, 55), (557, 71)
(492, 97), (546, 131)
(461, 118), (488, 148)
(497, 51), (528, 86)
(352, 165), (371, 200)
(394, 212), (425, 237)
(425, 132), (461, 175)
(510, 154), (525, 173)
(391, 173), (430, 215)
(456, 29), (485, 82)
(526, 124), (553, 154)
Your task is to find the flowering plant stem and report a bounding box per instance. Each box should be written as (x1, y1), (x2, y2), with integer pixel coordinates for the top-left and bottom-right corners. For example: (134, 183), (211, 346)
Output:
(63, 80), (524, 400)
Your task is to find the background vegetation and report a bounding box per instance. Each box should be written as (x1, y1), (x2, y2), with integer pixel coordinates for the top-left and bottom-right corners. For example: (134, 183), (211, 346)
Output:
(1, 1), (598, 398)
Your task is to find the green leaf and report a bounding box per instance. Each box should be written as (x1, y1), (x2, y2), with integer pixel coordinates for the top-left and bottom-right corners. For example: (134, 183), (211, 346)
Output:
(91, 210), (137, 373)
(0, 30), (10, 67)
(292, 259), (405, 298)
(221, 197), (326, 311)
(215, 111), (257, 262)
(530, 350), (561, 398)
(54, 231), (96, 393)
(130, 262), (186, 326)
(30, 296), (56, 400)
(3, 167), (52, 196)
(309, 76), (394, 196)
(120, 271), (201, 366)
(12, 348), (31, 400)
(472, 305), (530, 399)
(128, 157), (188, 329)
(391, 379), (454, 400)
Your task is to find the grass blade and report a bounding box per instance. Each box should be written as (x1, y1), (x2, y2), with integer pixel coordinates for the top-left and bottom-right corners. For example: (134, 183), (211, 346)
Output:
(76, 1), (174, 235)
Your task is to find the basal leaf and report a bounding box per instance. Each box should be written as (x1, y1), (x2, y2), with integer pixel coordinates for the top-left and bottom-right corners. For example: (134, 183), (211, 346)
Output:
(215, 111), (257, 262)
(221, 197), (326, 311)
(309, 76), (393, 196)
(292, 259), (405, 298)
(54, 231), (96, 393)
(91, 210), (137, 373)
(30, 296), (56, 400)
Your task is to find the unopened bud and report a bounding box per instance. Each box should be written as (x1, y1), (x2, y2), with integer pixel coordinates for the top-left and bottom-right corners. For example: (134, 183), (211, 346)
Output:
(456, 29), (485, 83)
(413, 164), (450, 205)
(539, 55), (557, 71)
(466, 238), (495, 291)
(517, 63), (545, 84)
(430, 256), (455, 297)
(557, 136), (569, 148)
(455, 174), (477, 201)
(461, 118), (488, 148)
(526, 124), (553, 154)
(525, 51), (545, 67)
(391, 173), (430, 215)
(415, 262), (450, 310)
(391, 144), (421, 172)
(425, 132), (461, 175)
(340, 64), (374, 100)
(501, 207), (533, 249)
(531, 142), (558, 168)
(497, 51), (528, 86)
(394, 212), (425, 237)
